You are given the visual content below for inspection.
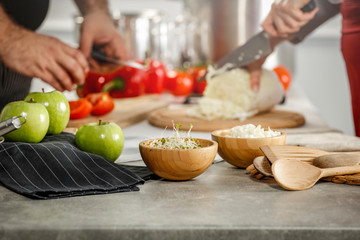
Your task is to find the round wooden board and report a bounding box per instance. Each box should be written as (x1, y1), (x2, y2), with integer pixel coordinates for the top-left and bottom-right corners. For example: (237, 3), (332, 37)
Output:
(148, 107), (305, 132)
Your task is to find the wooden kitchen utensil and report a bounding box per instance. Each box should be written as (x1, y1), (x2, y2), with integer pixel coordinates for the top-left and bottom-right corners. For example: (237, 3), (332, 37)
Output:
(312, 153), (360, 168)
(67, 95), (168, 129)
(250, 153), (360, 179)
(260, 145), (330, 164)
(272, 159), (360, 190)
(148, 107), (305, 132)
(253, 156), (272, 177)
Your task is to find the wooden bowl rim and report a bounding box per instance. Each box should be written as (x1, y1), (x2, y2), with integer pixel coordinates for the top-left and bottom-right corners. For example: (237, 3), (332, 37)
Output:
(139, 138), (218, 151)
(211, 128), (287, 140)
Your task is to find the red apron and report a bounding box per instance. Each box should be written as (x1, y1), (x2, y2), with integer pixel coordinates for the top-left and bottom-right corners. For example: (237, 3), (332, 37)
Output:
(341, 0), (360, 136)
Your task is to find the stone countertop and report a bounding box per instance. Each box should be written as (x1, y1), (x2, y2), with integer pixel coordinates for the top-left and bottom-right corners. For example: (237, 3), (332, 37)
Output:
(1, 161), (359, 240)
(1, 86), (360, 240)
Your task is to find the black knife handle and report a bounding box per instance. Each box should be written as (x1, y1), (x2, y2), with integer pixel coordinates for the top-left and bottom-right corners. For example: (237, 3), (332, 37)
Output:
(301, 0), (316, 12)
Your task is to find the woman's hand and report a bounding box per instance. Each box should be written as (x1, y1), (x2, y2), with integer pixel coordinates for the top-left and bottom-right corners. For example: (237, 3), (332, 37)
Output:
(262, 0), (318, 37)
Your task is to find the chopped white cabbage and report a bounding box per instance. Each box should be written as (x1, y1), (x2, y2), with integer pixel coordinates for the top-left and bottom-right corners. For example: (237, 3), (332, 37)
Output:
(227, 124), (281, 138)
(187, 67), (283, 121)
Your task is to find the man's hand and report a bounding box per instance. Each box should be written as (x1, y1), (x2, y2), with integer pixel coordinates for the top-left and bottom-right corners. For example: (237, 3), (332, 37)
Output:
(75, 0), (128, 61)
(262, 0), (318, 37)
(0, 5), (88, 91)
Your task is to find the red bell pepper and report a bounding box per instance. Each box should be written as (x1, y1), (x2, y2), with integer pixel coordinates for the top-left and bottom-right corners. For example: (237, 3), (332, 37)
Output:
(143, 59), (167, 94)
(101, 66), (146, 98)
(86, 92), (115, 116)
(69, 98), (93, 120)
(77, 70), (114, 97)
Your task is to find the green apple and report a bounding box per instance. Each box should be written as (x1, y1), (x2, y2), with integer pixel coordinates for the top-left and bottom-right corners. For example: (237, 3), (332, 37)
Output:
(75, 121), (124, 162)
(0, 101), (49, 143)
(24, 90), (70, 135)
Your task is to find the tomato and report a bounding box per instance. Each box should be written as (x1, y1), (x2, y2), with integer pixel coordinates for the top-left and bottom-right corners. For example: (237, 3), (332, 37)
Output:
(102, 66), (146, 98)
(143, 59), (167, 94)
(69, 98), (93, 120)
(86, 92), (115, 116)
(166, 70), (194, 96)
(187, 66), (207, 94)
(273, 65), (292, 92)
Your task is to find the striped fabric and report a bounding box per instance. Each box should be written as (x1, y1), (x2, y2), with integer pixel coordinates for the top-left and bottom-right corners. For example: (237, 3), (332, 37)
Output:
(0, 133), (147, 199)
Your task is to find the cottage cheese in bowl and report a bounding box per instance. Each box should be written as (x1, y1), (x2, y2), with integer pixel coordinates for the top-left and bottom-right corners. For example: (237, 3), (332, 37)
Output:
(226, 124), (281, 138)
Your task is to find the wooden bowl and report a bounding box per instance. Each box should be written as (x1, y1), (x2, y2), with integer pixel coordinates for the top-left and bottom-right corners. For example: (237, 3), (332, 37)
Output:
(211, 129), (286, 168)
(139, 138), (218, 180)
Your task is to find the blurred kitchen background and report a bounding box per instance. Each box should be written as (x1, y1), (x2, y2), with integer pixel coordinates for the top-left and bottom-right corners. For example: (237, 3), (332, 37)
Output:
(32, 0), (353, 136)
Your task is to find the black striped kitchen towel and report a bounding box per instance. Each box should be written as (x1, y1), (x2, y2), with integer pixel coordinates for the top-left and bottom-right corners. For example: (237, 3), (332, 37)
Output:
(0, 133), (152, 199)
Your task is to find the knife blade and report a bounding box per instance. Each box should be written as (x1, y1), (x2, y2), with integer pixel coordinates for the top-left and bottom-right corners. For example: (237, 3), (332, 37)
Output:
(208, 0), (316, 76)
(91, 50), (146, 70)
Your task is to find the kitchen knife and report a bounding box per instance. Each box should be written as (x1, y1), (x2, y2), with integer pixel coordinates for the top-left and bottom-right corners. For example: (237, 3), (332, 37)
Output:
(91, 50), (146, 70)
(67, 42), (147, 70)
(213, 0), (316, 72)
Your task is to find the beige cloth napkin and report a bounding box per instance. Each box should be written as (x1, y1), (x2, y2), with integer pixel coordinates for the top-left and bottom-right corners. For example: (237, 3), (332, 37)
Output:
(286, 131), (360, 152)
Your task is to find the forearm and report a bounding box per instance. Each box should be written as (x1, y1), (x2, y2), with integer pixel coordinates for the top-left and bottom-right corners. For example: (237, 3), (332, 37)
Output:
(291, 0), (340, 44)
(74, 0), (111, 17)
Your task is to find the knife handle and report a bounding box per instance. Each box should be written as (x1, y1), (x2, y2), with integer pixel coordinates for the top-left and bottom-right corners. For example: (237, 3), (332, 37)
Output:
(301, 0), (316, 12)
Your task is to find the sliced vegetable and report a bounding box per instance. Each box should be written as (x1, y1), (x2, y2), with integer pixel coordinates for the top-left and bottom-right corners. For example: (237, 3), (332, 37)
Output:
(273, 65), (292, 92)
(69, 98), (93, 120)
(86, 92), (115, 116)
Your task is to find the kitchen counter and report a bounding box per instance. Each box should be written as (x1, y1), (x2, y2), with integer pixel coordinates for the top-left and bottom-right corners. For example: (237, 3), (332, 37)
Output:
(1, 86), (360, 240)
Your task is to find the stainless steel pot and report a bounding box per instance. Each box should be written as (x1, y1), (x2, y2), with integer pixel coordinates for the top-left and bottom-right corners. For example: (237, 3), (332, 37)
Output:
(183, 0), (263, 63)
(74, 9), (165, 61)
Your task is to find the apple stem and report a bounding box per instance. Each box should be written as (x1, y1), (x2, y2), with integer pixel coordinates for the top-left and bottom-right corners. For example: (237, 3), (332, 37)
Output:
(42, 88), (45, 93)
(29, 98), (35, 103)
(99, 120), (102, 126)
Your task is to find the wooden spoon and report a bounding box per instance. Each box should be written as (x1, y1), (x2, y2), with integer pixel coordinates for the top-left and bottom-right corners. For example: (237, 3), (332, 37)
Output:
(253, 153), (360, 178)
(260, 145), (360, 164)
(253, 156), (272, 177)
(272, 159), (360, 190)
(312, 153), (360, 168)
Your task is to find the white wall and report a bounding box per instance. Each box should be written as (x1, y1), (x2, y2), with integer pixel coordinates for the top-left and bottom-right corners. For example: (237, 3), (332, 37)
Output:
(293, 15), (354, 135)
(33, 0), (354, 135)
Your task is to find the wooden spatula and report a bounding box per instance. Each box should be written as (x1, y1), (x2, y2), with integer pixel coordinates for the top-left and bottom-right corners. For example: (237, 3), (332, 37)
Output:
(260, 145), (331, 164)
(272, 159), (360, 190)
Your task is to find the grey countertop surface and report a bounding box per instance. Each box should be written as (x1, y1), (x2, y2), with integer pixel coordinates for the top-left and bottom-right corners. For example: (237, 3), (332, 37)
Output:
(1, 86), (360, 240)
(1, 160), (360, 240)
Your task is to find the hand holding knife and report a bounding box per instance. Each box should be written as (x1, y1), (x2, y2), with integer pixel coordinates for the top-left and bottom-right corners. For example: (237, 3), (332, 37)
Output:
(201, 0), (316, 80)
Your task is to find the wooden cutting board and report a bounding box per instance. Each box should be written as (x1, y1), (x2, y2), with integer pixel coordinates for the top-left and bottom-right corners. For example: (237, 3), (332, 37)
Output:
(148, 107), (305, 132)
(67, 95), (168, 129)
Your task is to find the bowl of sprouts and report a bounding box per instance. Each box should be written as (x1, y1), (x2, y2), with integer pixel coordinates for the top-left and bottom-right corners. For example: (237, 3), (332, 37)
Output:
(139, 123), (218, 180)
(211, 124), (286, 168)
